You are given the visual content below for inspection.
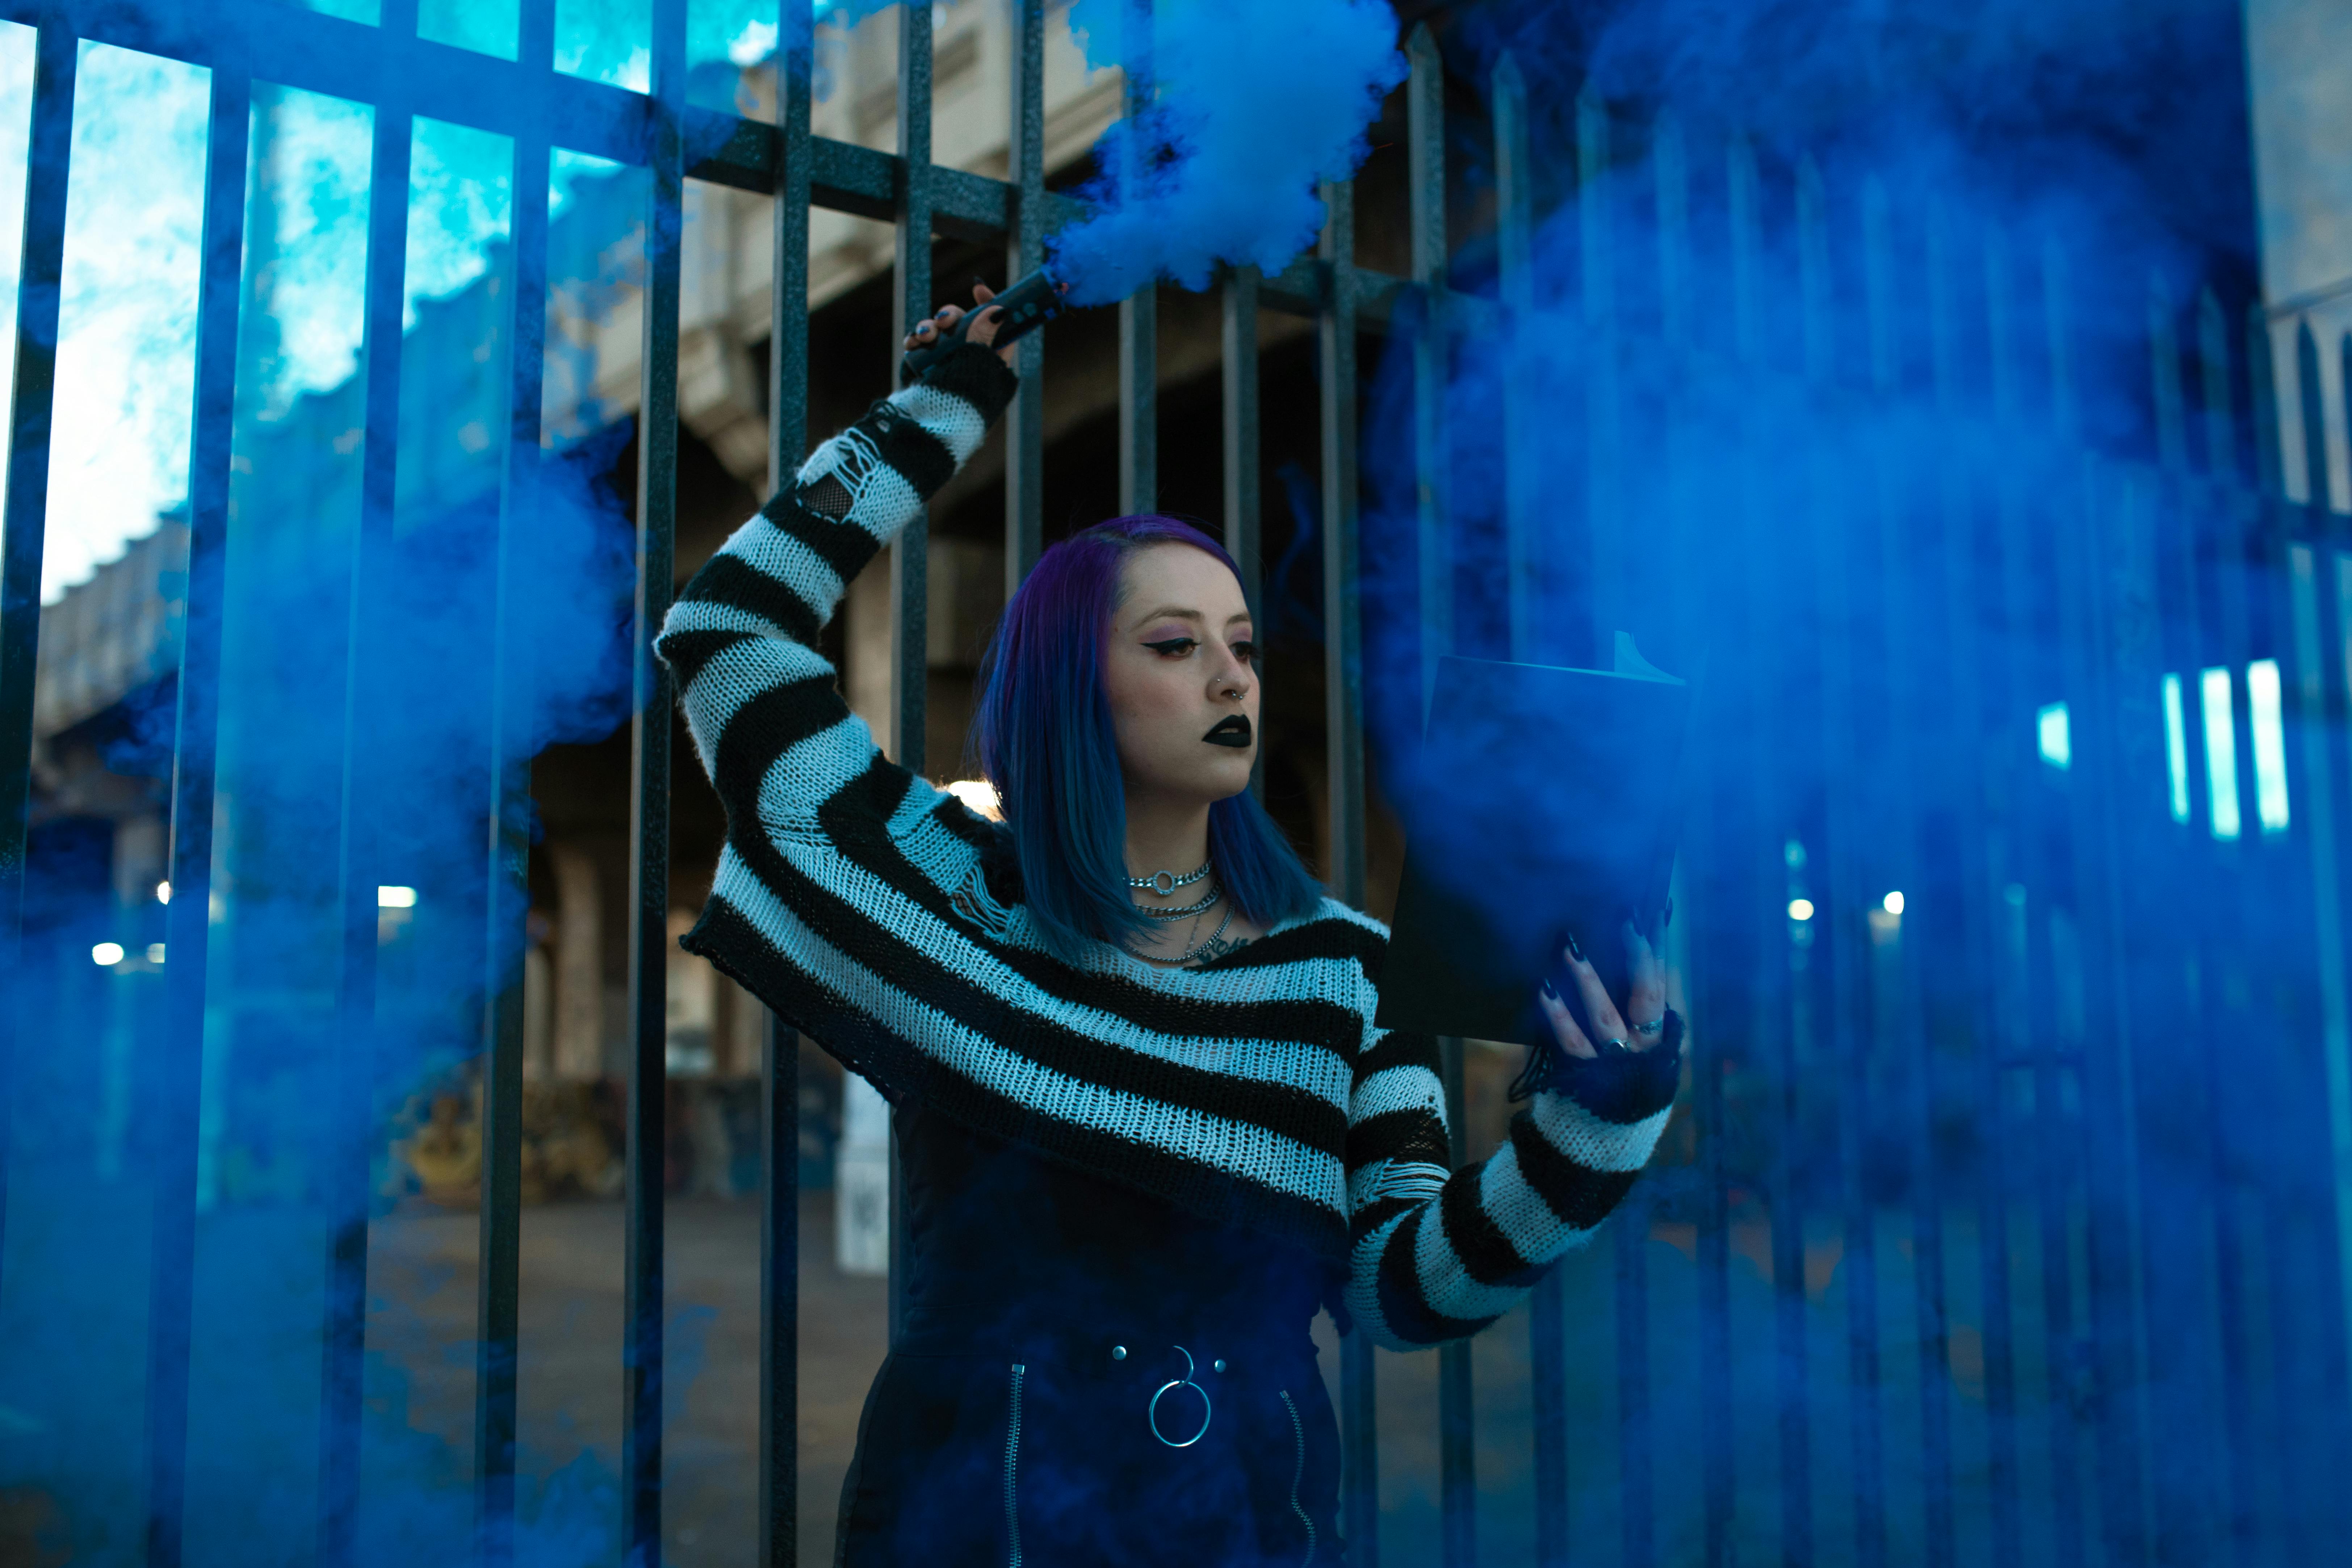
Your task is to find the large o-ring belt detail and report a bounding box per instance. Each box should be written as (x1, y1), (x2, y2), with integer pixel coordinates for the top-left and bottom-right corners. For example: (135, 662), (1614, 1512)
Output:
(1145, 1345), (1215, 1447)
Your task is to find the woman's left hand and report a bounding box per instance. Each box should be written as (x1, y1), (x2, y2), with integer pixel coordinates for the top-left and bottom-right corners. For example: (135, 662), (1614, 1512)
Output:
(1536, 918), (1670, 1060)
(902, 284), (1017, 366)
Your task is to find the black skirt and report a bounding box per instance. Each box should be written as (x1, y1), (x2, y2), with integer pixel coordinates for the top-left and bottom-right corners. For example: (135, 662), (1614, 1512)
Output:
(833, 1105), (1343, 1567)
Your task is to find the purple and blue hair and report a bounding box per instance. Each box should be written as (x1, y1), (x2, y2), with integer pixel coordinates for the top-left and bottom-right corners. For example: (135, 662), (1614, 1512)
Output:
(970, 514), (1326, 959)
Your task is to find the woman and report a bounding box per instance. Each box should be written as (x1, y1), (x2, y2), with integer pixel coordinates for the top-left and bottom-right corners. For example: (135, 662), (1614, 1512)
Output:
(655, 292), (1683, 1566)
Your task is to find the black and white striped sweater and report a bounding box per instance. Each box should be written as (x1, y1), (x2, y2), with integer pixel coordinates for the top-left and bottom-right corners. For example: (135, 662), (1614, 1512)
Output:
(655, 342), (1680, 1350)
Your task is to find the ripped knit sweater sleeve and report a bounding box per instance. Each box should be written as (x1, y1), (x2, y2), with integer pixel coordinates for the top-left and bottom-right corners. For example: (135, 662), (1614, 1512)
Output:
(1341, 1015), (1682, 1350)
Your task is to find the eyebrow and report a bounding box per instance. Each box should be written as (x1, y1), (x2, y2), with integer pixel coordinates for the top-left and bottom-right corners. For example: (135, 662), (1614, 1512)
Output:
(1133, 606), (1253, 628)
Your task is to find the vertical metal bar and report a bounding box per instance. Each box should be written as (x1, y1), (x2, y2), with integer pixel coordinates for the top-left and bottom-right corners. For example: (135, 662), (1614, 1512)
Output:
(890, 0), (932, 776)
(2150, 281), (2188, 474)
(1220, 264), (1260, 608)
(1572, 90), (1615, 663)
(1118, 0), (1155, 514)
(2286, 531), (2352, 1561)
(760, 7), (814, 1564)
(0, 22), (74, 1290)
(1221, 260), (1262, 796)
(1616, 1205), (1652, 1568)
(1401, 25), (1473, 1568)
(316, 32), (405, 1555)
(1495, 59), (1566, 1566)
(885, 0), (934, 1352)
(2027, 262), (2092, 1568)
(2293, 355), (2352, 1462)
(1435, 1037), (1476, 1568)
(1406, 24), (1449, 712)
(1904, 206), (1958, 1568)
(141, 38), (232, 1568)
(1005, 0), (1045, 592)
(2242, 330), (2336, 1568)
(2150, 278), (2242, 1566)
(2198, 292), (2235, 483)
(475, 6), (552, 1549)
(2342, 331), (2352, 512)
(2042, 236), (2152, 1567)
(1318, 173), (1373, 1568)
(1834, 175), (1892, 1568)
(1653, 110), (1728, 1568)
(1582, 91), (1650, 1568)
(2299, 321), (2328, 510)
(2310, 529), (2352, 1416)
(1772, 141), (1817, 1568)
(1490, 55), (1536, 668)
(1972, 227), (2027, 1568)
(624, 0), (687, 1559)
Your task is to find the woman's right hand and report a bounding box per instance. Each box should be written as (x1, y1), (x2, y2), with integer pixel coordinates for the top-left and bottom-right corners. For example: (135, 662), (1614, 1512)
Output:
(904, 284), (1017, 366)
(1536, 918), (1670, 1060)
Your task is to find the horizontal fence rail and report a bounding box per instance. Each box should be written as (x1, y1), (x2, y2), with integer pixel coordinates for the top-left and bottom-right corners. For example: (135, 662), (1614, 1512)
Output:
(0, 3), (2347, 1568)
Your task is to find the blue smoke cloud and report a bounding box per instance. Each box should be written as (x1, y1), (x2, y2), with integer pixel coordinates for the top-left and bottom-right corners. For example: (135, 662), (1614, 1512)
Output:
(1354, 0), (2324, 1560)
(1048, 0), (1405, 304)
(3, 90), (647, 1555)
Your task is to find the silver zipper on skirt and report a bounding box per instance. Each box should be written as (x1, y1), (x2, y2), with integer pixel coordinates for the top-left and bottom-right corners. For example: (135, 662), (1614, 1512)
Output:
(1279, 1388), (1316, 1566)
(1005, 1363), (1028, 1567)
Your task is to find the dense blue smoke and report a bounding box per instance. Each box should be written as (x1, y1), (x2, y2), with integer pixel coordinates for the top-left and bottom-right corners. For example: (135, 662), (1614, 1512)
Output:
(1352, 2), (2331, 1564)
(1049, 0), (1405, 303)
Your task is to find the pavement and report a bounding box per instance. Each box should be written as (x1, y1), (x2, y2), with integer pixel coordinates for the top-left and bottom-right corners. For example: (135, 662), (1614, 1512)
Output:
(363, 1193), (1554, 1566)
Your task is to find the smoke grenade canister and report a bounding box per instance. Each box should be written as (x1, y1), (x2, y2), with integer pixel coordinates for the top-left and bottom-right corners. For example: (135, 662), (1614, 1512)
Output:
(900, 267), (1069, 383)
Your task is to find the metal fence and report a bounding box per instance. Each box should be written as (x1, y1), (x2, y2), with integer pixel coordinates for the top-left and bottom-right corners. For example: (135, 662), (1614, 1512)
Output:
(1, 2), (2350, 1567)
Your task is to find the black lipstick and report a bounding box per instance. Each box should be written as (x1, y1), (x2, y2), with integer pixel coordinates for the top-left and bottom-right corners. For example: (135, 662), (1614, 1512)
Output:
(1203, 715), (1253, 748)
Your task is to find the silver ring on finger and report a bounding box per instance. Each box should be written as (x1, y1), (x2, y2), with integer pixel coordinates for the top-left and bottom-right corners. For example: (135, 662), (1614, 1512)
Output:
(1633, 1017), (1664, 1036)
(1601, 1037), (1629, 1054)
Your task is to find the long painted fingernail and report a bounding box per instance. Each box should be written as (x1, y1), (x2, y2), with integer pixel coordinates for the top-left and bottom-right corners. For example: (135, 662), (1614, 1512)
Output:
(1563, 931), (1584, 962)
(1540, 978), (1559, 1000)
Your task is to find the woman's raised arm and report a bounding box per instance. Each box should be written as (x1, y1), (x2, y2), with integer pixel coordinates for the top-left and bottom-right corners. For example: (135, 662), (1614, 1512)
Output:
(654, 337), (1017, 846)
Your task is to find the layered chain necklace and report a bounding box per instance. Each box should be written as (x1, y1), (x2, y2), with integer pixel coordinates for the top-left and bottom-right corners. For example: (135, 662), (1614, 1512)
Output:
(1125, 858), (1232, 964)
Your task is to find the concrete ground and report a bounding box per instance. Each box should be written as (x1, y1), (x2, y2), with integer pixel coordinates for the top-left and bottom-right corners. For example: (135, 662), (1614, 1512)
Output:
(368, 1194), (888, 1567)
(364, 1194), (1561, 1565)
(365, 1194), (2042, 1567)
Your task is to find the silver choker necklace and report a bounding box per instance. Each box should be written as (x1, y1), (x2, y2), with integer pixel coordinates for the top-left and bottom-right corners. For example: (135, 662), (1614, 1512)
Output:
(1127, 858), (1212, 897)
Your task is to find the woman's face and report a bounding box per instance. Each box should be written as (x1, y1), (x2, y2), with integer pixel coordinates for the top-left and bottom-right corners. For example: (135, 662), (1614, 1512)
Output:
(1101, 543), (1259, 809)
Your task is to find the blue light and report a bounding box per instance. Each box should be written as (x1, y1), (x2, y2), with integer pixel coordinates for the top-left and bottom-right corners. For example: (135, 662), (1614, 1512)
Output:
(2247, 659), (2290, 835)
(2036, 701), (2070, 770)
(2201, 667), (2240, 840)
(2163, 674), (2191, 823)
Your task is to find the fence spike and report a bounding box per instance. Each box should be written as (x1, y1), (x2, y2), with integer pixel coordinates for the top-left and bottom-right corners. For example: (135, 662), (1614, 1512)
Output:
(2297, 317), (2328, 510)
(2246, 301), (2284, 497)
